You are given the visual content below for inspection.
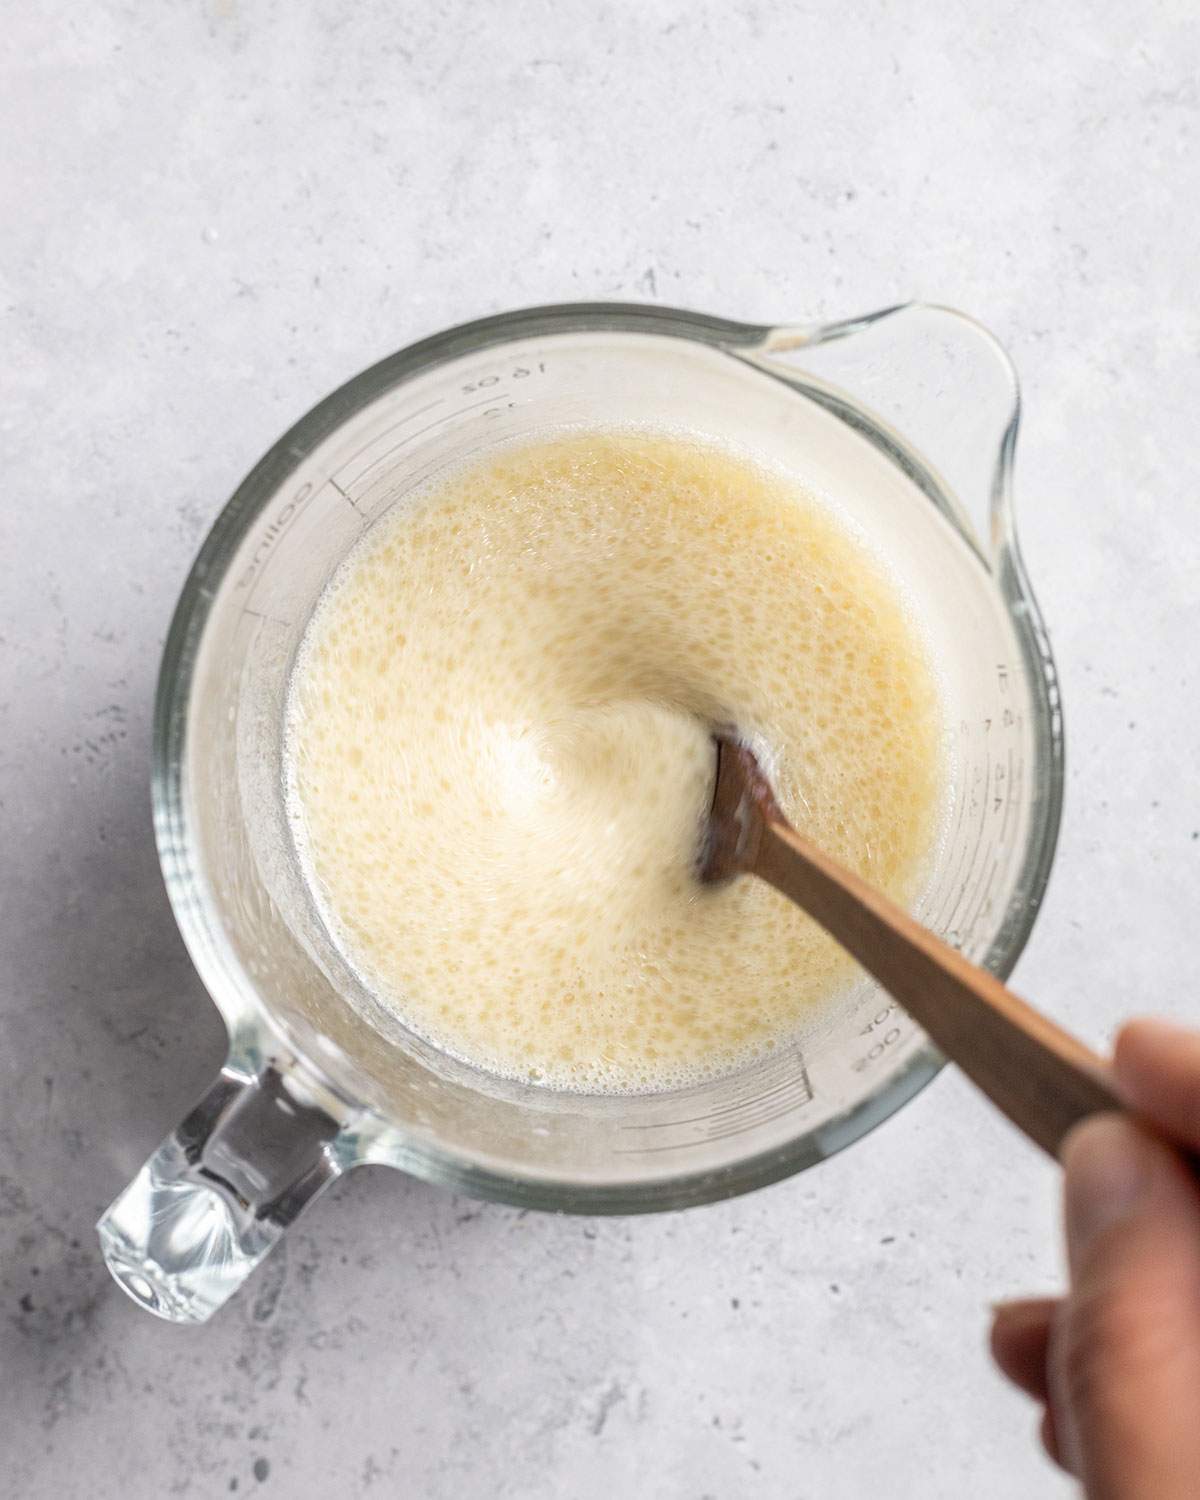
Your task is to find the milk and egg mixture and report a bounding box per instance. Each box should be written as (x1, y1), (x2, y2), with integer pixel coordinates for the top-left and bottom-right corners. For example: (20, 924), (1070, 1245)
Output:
(285, 431), (946, 1092)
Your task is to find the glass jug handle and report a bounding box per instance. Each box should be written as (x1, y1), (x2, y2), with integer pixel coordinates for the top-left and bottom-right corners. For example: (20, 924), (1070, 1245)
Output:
(97, 1047), (360, 1324)
(745, 303), (1024, 566)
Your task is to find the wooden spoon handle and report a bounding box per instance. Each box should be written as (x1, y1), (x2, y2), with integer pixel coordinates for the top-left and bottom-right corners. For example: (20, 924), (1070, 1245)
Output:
(755, 819), (1120, 1158)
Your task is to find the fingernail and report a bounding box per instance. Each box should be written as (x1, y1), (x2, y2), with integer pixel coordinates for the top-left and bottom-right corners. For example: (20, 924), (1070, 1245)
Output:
(1121, 1015), (1194, 1045)
(1114, 1016), (1200, 1085)
(1061, 1115), (1154, 1271)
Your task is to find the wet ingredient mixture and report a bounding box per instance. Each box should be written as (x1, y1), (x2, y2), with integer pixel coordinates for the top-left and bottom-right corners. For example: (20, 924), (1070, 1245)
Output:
(286, 431), (946, 1092)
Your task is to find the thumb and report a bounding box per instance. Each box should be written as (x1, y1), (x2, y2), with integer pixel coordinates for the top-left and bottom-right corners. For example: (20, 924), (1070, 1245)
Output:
(1053, 1115), (1200, 1499)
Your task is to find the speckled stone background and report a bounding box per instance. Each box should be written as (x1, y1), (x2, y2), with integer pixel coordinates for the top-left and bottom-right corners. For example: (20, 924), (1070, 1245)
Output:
(3, 2), (1199, 1495)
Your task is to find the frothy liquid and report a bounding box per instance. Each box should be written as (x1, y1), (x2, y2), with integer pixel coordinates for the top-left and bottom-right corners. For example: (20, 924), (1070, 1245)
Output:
(286, 431), (945, 1092)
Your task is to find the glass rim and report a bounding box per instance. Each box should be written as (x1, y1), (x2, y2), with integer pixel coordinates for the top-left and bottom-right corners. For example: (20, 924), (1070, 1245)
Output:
(153, 300), (1064, 1213)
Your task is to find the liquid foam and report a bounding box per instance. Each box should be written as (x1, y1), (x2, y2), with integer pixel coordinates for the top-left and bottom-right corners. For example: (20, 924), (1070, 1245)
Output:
(285, 430), (946, 1093)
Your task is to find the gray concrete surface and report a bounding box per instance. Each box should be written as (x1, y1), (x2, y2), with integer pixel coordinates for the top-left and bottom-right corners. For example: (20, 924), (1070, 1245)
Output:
(3, 1), (1199, 1495)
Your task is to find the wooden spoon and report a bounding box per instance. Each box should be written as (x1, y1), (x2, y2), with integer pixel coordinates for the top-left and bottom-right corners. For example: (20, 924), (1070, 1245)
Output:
(699, 732), (1119, 1157)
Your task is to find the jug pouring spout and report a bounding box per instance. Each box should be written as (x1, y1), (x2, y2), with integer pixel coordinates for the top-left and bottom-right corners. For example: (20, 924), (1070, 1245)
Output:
(744, 302), (1024, 566)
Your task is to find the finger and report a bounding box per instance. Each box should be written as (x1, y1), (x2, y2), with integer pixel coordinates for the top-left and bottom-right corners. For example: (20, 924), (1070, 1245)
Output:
(990, 1298), (1057, 1401)
(1114, 1018), (1200, 1149)
(1051, 1114), (1200, 1498)
(1040, 1405), (1063, 1469)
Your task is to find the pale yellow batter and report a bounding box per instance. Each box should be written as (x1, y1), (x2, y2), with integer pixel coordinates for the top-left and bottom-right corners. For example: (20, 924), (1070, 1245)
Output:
(285, 431), (946, 1092)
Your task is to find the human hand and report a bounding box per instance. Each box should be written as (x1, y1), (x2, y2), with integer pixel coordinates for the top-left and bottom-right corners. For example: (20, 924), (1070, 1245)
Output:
(991, 1018), (1200, 1499)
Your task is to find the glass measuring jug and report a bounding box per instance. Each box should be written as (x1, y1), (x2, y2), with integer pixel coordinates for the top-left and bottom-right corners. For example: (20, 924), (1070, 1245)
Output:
(97, 302), (1063, 1323)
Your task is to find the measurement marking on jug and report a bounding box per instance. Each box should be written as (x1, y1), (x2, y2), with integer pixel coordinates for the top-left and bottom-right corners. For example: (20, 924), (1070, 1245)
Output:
(622, 1083), (811, 1134)
(1005, 751), (1025, 854)
(394, 397), (445, 424)
(342, 397), (446, 463)
(948, 744), (969, 854)
(946, 876), (976, 944)
(945, 802), (975, 915)
(698, 1105), (812, 1146)
(851, 1025), (905, 1074)
(614, 1090), (814, 1153)
(460, 361), (546, 393)
(235, 481), (318, 592)
(398, 439), (505, 506)
(962, 855), (1001, 945)
(963, 751), (992, 893)
(705, 1087), (814, 1134)
(929, 733), (973, 931)
(240, 606), (292, 628)
(941, 731), (971, 887)
(860, 1000), (899, 1036)
(944, 755), (986, 925)
(342, 395), (513, 490)
(327, 476), (358, 511)
(998, 745), (1016, 849)
(946, 752), (992, 935)
(345, 437), (507, 525)
(621, 1074), (810, 1133)
(946, 867), (979, 941)
(616, 1055), (812, 1151)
